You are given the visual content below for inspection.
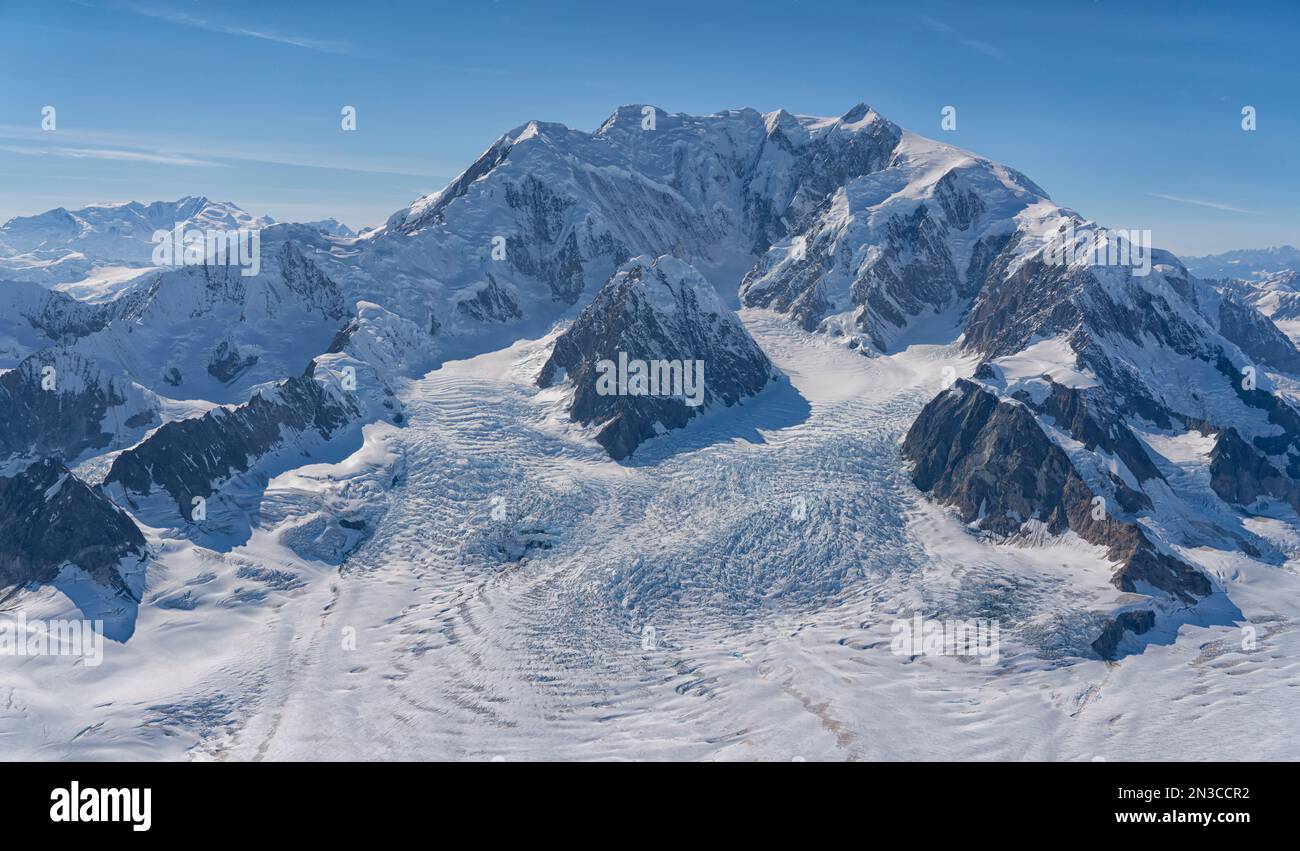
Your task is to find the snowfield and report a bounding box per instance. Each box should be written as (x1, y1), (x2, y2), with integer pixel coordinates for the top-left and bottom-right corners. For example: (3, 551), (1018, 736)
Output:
(4, 309), (1297, 761)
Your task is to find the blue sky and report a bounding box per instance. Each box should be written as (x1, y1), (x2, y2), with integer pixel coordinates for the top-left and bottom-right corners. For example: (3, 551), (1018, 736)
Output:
(1, 0), (1295, 254)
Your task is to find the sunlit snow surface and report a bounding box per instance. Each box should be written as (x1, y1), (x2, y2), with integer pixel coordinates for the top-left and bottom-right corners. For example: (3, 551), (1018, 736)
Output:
(3, 311), (1299, 761)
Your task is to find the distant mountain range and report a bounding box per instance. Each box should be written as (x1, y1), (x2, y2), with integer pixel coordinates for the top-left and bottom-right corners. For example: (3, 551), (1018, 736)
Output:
(1183, 245), (1300, 280)
(0, 197), (352, 287)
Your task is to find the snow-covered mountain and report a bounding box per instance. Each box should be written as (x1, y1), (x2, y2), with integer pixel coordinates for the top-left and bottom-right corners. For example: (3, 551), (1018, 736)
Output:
(0, 196), (273, 258)
(298, 218), (356, 238)
(0, 197), (274, 285)
(1184, 248), (1300, 337)
(1184, 245), (1300, 280)
(320, 104), (902, 360)
(1217, 269), (1300, 343)
(102, 358), (381, 548)
(4, 102), (1300, 760)
(739, 127), (1044, 341)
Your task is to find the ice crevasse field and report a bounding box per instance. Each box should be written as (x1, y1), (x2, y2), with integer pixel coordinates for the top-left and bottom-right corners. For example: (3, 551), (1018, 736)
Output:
(4, 305), (1297, 762)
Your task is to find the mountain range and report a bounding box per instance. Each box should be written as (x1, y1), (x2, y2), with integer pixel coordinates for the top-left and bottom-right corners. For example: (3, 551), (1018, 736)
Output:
(3, 102), (1299, 758)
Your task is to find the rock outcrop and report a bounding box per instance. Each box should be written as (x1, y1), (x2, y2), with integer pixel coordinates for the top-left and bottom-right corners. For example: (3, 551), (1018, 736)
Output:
(903, 380), (1212, 657)
(538, 255), (774, 459)
(0, 458), (145, 599)
(105, 363), (361, 519)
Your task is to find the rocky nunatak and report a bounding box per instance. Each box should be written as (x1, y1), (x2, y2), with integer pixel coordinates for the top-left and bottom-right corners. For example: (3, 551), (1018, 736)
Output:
(902, 380), (1212, 660)
(537, 255), (775, 460)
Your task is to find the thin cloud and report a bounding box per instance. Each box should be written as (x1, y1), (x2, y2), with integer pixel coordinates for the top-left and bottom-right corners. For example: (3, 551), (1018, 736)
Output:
(0, 128), (447, 179)
(99, 2), (358, 55)
(1149, 193), (1258, 215)
(0, 143), (218, 167)
(921, 16), (1005, 61)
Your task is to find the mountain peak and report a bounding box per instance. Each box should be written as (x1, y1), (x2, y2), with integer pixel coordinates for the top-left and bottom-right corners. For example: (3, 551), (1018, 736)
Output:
(840, 102), (874, 123)
(595, 104), (665, 135)
(616, 254), (726, 317)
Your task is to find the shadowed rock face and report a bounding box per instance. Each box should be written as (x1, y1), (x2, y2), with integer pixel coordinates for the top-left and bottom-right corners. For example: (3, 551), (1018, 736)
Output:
(1208, 354), (1300, 462)
(1209, 426), (1300, 514)
(959, 250), (1088, 361)
(1003, 378), (1160, 514)
(276, 241), (348, 321)
(0, 279), (121, 354)
(1216, 291), (1300, 374)
(105, 364), (359, 518)
(456, 276), (522, 323)
(206, 341), (259, 383)
(369, 104), (907, 341)
(739, 143), (1047, 347)
(1090, 610), (1156, 661)
(905, 381), (1079, 537)
(0, 349), (155, 464)
(0, 458), (145, 599)
(538, 255), (774, 460)
(902, 380), (1211, 657)
(852, 208), (961, 343)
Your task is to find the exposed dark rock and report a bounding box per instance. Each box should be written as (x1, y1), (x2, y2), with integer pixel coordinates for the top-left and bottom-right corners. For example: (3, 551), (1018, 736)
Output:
(961, 248), (1087, 360)
(106, 362), (359, 518)
(905, 380), (1078, 537)
(903, 380), (1211, 606)
(964, 231), (1014, 302)
(503, 178), (586, 304)
(206, 341), (259, 383)
(738, 215), (837, 331)
(0, 458), (145, 599)
(0, 279), (135, 359)
(851, 206), (960, 349)
(0, 349), (153, 463)
(276, 241), (347, 321)
(741, 153), (1028, 345)
(1090, 609), (1156, 661)
(1216, 291), (1300, 374)
(1022, 379), (1162, 488)
(1212, 354), (1300, 463)
(1208, 426), (1300, 514)
(538, 255), (774, 460)
(933, 168), (986, 233)
(743, 103), (901, 252)
(456, 276), (523, 323)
